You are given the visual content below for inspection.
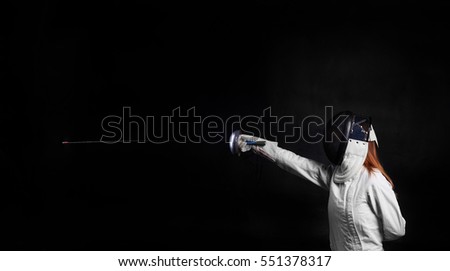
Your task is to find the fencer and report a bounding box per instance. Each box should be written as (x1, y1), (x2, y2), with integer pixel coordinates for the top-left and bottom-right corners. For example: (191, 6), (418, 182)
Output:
(232, 111), (406, 251)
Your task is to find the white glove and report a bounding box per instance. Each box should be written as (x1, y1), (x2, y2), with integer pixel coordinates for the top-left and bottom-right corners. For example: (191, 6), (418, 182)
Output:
(238, 134), (260, 153)
(237, 134), (278, 162)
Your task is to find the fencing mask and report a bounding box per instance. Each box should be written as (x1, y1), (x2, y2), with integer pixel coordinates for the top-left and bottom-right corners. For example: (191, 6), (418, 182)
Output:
(323, 111), (378, 166)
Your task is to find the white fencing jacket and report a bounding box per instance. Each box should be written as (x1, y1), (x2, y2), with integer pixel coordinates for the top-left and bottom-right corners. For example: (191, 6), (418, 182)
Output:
(253, 139), (406, 251)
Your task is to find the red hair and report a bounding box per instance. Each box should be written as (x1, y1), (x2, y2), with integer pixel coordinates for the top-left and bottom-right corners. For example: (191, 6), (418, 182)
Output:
(364, 141), (395, 189)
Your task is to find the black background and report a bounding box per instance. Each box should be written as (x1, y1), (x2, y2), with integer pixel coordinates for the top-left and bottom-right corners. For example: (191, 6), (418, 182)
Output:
(1, 1), (450, 250)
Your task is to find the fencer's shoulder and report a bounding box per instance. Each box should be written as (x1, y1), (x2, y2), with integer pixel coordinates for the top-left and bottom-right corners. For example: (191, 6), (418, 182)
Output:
(364, 168), (392, 191)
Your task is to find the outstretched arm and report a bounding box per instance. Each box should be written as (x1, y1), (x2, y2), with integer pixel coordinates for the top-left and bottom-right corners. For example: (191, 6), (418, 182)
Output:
(238, 134), (332, 190)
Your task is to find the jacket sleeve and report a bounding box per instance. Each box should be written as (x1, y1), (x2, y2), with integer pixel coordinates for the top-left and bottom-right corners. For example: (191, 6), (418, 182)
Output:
(367, 174), (406, 241)
(252, 140), (332, 190)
